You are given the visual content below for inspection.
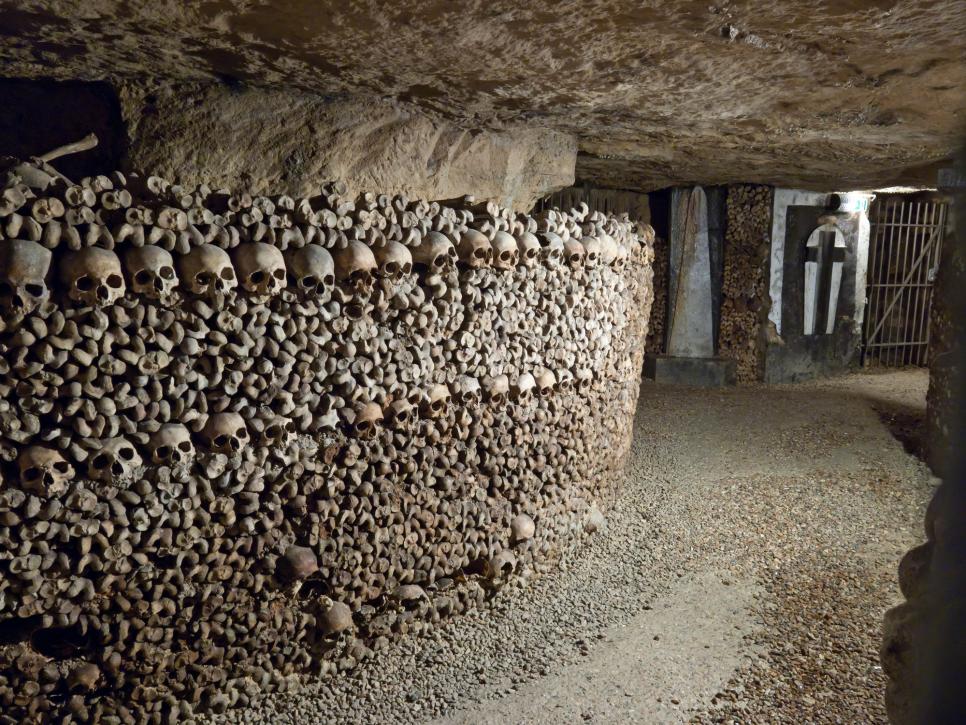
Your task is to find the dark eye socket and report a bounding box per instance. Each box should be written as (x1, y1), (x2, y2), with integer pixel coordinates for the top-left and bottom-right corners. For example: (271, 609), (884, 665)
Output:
(178, 441), (192, 452)
(220, 267), (235, 280)
(196, 272), (212, 285)
(53, 461), (70, 473)
(76, 276), (94, 291)
(237, 428), (248, 438)
(301, 275), (318, 288)
(92, 454), (109, 469)
(118, 446), (134, 460)
(273, 269), (285, 280)
(107, 274), (124, 288)
(323, 274), (334, 287)
(134, 270), (153, 285)
(25, 283), (45, 297)
(23, 466), (41, 481)
(160, 267), (175, 280)
(213, 434), (228, 447)
(249, 271), (265, 284)
(155, 445), (171, 458)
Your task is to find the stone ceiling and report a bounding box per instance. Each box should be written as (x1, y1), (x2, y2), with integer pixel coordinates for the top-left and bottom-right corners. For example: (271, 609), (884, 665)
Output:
(1, 0), (964, 192)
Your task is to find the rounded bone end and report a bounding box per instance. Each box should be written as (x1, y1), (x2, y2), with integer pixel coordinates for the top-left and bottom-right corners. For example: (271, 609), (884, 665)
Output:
(279, 545), (319, 581)
(320, 601), (354, 635)
(510, 513), (535, 543)
(67, 663), (101, 693)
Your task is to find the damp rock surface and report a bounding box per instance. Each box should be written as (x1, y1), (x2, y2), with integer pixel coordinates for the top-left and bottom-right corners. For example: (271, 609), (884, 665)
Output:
(1, 1), (963, 191)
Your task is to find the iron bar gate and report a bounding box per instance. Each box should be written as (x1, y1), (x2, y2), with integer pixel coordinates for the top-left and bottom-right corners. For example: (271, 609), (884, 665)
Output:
(862, 196), (947, 367)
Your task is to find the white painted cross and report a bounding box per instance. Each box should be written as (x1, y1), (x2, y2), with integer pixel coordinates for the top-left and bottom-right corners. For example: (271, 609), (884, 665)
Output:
(803, 221), (847, 335)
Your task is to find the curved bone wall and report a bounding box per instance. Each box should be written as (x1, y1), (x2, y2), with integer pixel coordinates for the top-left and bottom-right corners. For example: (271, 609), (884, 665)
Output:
(0, 161), (653, 722)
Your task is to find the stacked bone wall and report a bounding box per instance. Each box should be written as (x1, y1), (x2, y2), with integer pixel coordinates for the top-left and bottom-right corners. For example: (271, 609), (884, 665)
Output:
(720, 184), (772, 381)
(0, 161), (652, 722)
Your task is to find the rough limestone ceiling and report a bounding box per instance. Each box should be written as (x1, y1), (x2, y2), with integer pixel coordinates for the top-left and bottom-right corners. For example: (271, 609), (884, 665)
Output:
(1, 0), (964, 191)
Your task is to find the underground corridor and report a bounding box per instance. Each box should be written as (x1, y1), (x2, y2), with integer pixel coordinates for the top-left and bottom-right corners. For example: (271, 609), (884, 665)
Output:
(0, 2), (964, 724)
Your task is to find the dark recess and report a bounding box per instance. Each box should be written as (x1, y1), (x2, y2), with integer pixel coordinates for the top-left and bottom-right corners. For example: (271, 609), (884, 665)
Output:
(0, 78), (126, 180)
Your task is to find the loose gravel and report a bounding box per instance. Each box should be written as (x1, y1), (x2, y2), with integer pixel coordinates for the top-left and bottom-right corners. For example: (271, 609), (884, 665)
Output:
(204, 369), (934, 724)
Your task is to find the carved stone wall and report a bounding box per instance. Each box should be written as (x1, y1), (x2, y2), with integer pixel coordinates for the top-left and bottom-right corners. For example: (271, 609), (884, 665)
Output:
(0, 158), (652, 721)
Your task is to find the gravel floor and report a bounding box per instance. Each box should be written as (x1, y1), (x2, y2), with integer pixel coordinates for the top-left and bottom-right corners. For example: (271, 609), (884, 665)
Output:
(206, 369), (934, 724)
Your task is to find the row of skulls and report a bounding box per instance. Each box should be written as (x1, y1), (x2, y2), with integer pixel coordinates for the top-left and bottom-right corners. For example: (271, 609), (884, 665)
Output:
(0, 228), (627, 317)
(13, 369), (568, 497)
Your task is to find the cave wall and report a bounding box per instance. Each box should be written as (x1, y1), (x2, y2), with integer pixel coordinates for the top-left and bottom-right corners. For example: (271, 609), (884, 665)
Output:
(0, 155), (652, 720)
(1, 78), (576, 213)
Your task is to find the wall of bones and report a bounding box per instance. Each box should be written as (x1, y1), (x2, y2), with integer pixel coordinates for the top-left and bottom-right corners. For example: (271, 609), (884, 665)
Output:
(0, 155), (653, 721)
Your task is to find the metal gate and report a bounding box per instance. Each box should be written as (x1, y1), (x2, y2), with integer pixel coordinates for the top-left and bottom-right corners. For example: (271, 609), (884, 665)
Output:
(862, 196), (947, 367)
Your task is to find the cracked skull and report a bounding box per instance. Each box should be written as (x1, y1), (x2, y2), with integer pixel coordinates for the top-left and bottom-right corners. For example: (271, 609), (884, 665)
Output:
(123, 245), (178, 302)
(177, 244), (237, 298)
(0, 239), (52, 318)
(491, 231), (519, 271)
(232, 242), (287, 299)
(284, 244), (334, 297)
(421, 383), (451, 419)
(201, 412), (249, 455)
(87, 438), (142, 485)
(413, 232), (457, 275)
(60, 247), (126, 307)
(17, 446), (74, 498)
(373, 240), (413, 281)
(516, 231), (540, 268)
(148, 424), (195, 467)
(332, 241), (377, 294)
(456, 229), (492, 269)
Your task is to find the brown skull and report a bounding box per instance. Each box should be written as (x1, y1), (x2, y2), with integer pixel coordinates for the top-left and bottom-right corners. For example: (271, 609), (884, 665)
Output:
(177, 244), (237, 298)
(200, 412), (249, 454)
(17, 446), (74, 498)
(284, 244), (335, 297)
(232, 242), (287, 299)
(0, 239), (52, 318)
(123, 245), (178, 303)
(60, 248), (126, 307)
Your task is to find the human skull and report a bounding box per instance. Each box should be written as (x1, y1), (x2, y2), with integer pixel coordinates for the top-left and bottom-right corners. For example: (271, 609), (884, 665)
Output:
(261, 415), (297, 448)
(555, 370), (574, 394)
(581, 236), (602, 268)
(332, 241), (377, 294)
(148, 424), (195, 467)
(510, 514), (535, 543)
(284, 244), (334, 297)
(491, 231), (519, 271)
(512, 373), (536, 402)
(575, 369), (593, 394)
(487, 550), (517, 580)
(59, 247), (125, 307)
(87, 438), (142, 485)
(17, 446), (74, 498)
(412, 232), (457, 274)
(0, 239), (52, 319)
(421, 384), (451, 419)
(451, 376), (482, 407)
(232, 242), (287, 299)
(348, 402), (383, 440)
(563, 239), (586, 268)
(484, 374), (510, 406)
(516, 231), (540, 268)
(386, 399), (414, 428)
(539, 232), (564, 267)
(373, 241), (413, 281)
(200, 412), (249, 455)
(598, 234), (619, 265)
(534, 369), (557, 397)
(177, 244), (237, 298)
(614, 244), (628, 270)
(456, 229), (492, 269)
(123, 245), (178, 303)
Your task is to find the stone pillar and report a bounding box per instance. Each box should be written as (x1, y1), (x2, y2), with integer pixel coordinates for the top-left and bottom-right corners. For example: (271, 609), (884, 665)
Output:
(644, 185), (735, 386)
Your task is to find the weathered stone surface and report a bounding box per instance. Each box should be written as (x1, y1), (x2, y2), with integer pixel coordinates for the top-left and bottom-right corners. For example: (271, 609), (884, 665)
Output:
(1, 1), (963, 191)
(117, 82), (575, 211)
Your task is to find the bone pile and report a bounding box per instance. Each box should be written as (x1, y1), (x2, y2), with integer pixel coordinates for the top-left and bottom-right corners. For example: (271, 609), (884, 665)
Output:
(0, 153), (653, 722)
(719, 184), (772, 382)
